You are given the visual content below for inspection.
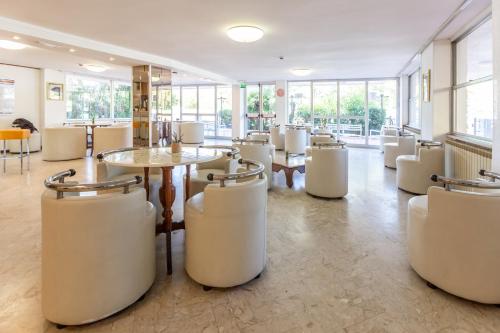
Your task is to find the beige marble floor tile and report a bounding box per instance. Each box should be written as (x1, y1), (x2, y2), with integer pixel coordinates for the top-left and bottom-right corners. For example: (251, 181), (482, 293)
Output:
(1, 148), (500, 333)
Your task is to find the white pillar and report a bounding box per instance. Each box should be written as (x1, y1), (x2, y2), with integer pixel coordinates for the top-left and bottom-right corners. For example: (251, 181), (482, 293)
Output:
(399, 74), (409, 126)
(231, 84), (244, 138)
(41, 68), (67, 129)
(492, 0), (500, 172)
(275, 80), (288, 125)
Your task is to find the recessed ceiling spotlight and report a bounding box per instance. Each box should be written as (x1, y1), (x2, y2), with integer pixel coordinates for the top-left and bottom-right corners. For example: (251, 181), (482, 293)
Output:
(69, 48), (76, 53)
(37, 40), (60, 48)
(80, 63), (108, 73)
(109, 57), (115, 61)
(226, 25), (264, 43)
(12, 36), (21, 40)
(0, 40), (28, 50)
(172, 71), (178, 74)
(291, 68), (312, 76)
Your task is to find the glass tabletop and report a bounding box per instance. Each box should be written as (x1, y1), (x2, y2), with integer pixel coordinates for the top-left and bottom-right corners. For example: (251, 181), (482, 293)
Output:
(103, 147), (223, 168)
(273, 151), (305, 168)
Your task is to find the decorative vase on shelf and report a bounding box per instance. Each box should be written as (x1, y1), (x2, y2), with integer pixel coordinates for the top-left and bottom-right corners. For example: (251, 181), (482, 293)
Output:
(171, 142), (181, 153)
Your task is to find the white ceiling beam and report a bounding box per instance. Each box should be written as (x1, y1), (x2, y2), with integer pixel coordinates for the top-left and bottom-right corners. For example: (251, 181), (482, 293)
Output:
(0, 16), (237, 84)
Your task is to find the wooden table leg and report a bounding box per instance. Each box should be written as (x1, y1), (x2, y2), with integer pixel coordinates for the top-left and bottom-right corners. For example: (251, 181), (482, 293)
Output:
(90, 126), (95, 157)
(284, 168), (294, 188)
(143, 167), (150, 201)
(161, 166), (174, 275)
(185, 164), (191, 202)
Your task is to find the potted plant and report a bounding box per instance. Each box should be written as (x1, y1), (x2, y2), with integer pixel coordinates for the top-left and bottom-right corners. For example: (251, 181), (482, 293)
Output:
(171, 131), (183, 153)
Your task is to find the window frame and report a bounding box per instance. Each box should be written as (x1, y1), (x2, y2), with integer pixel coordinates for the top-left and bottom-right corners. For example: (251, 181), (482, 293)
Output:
(65, 73), (132, 122)
(244, 82), (277, 132)
(167, 84), (232, 139)
(407, 68), (421, 130)
(451, 15), (493, 141)
(287, 78), (400, 147)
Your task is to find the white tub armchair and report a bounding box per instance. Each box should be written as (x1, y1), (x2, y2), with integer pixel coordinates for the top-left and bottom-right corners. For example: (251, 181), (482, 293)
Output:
(383, 134), (415, 169)
(396, 141), (445, 194)
(379, 125), (399, 151)
(41, 170), (156, 326)
(185, 160), (267, 289)
(270, 126), (285, 150)
(408, 172), (500, 304)
(42, 127), (87, 161)
(305, 142), (348, 198)
(285, 126), (307, 156)
(186, 146), (240, 199)
(233, 138), (274, 189)
(93, 125), (133, 155)
(247, 131), (271, 143)
(310, 133), (335, 146)
(179, 121), (205, 145)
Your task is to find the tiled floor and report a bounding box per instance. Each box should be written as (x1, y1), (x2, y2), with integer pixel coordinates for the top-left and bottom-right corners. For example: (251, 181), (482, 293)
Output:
(1, 148), (500, 332)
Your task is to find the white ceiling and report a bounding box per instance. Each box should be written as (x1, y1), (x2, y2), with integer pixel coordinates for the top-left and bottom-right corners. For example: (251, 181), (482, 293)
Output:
(0, 0), (492, 82)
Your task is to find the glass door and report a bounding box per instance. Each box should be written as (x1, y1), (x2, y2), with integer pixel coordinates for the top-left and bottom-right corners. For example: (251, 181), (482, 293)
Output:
(245, 83), (276, 132)
(339, 81), (366, 145)
(261, 84), (276, 130)
(246, 84), (260, 131)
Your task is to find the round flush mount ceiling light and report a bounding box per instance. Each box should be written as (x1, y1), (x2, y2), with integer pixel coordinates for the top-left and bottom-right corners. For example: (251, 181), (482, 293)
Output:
(0, 40), (28, 50)
(226, 26), (264, 43)
(80, 64), (108, 73)
(291, 68), (312, 76)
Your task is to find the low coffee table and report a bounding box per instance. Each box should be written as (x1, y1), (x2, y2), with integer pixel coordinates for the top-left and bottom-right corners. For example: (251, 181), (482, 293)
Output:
(272, 152), (305, 188)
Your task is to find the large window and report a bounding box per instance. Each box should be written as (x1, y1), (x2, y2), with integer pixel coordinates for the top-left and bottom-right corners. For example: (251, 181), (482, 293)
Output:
(453, 18), (493, 139)
(287, 79), (398, 146)
(181, 86), (198, 121)
(66, 75), (131, 120)
(312, 81), (337, 128)
(166, 85), (232, 138)
(288, 82), (311, 124)
(199, 86), (216, 136)
(408, 70), (421, 129)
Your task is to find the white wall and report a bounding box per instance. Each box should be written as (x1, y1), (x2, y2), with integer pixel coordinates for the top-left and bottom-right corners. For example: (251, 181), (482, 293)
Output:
(420, 43), (433, 140)
(431, 40), (452, 142)
(399, 74), (409, 126)
(492, 0), (500, 172)
(419, 40), (451, 142)
(0, 64), (40, 130)
(40, 69), (66, 128)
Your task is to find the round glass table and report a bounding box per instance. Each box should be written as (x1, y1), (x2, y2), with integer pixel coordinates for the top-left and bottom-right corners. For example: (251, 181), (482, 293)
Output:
(103, 147), (223, 275)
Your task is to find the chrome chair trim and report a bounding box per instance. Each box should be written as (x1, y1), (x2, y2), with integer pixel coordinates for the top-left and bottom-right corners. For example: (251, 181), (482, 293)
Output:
(44, 169), (142, 199)
(207, 159), (265, 187)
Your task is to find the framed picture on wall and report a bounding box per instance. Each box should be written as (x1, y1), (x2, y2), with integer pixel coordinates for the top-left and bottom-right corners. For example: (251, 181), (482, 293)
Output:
(422, 69), (431, 102)
(47, 82), (64, 101)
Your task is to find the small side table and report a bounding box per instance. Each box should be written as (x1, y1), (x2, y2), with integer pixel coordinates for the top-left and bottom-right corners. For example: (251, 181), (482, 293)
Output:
(272, 153), (305, 188)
